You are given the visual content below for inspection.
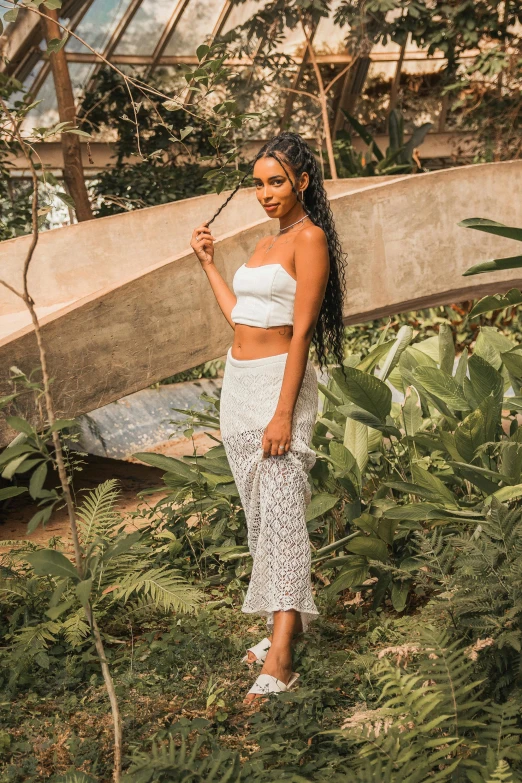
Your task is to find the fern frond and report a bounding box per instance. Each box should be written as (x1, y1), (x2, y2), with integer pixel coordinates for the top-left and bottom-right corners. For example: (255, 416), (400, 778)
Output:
(486, 759), (515, 782)
(62, 609), (90, 647)
(479, 700), (522, 765)
(0, 576), (31, 597)
(417, 627), (486, 735)
(114, 566), (203, 613)
(124, 734), (241, 782)
(76, 479), (122, 546)
(10, 620), (61, 655)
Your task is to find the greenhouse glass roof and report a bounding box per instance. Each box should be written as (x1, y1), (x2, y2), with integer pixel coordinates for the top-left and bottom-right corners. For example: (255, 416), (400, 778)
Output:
(2, 0), (443, 134)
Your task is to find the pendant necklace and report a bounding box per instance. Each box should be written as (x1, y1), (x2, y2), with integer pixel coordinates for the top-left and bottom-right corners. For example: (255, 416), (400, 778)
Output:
(263, 214), (309, 255)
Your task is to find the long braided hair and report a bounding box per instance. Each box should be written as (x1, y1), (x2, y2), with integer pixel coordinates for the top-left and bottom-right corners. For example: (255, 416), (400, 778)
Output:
(207, 132), (347, 373)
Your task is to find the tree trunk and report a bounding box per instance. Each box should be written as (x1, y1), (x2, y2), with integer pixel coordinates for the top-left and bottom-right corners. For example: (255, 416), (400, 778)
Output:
(43, 10), (93, 222)
(332, 55), (372, 136)
(387, 36), (407, 121)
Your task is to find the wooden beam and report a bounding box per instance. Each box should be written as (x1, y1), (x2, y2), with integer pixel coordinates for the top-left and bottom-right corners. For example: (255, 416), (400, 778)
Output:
(144, 0), (191, 78)
(43, 8), (93, 221)
(78, 0), (143, 102)
(181, 0), (234, 107)
(279, 21), (318, 131)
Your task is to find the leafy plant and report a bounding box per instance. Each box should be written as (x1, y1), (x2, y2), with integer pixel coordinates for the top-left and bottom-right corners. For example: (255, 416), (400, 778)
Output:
(333, 108), (433, 177)
(330, 626), (522, 782)
(461, 219), (522, 318)
(1, 480), (202, 679)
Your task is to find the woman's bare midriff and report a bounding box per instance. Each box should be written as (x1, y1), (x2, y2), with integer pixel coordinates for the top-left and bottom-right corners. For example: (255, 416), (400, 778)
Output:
(231, 323), (294, 360)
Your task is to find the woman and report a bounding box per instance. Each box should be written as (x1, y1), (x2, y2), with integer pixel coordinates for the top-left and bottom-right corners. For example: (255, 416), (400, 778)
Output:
(190, 131), (347, 704)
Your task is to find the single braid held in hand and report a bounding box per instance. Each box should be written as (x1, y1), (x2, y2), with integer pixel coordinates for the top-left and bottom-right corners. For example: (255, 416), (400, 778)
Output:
(206, 132), (347, 373)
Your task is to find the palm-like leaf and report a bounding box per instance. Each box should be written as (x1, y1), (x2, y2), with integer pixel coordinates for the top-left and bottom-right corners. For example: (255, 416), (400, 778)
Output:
(76, 478), (122, 547)
(115, 566), (203, 613)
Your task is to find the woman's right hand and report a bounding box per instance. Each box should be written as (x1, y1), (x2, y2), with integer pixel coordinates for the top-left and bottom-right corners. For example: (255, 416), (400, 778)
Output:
(191, 221), (216, 267)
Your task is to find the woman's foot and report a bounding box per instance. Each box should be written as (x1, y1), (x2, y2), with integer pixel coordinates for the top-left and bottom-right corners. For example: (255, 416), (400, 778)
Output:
(243, 646), (293, 704)
(245, 634), (273, 664)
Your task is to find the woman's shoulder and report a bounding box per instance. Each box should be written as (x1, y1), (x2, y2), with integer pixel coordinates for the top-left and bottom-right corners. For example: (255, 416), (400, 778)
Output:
(296, 221), (327, 247)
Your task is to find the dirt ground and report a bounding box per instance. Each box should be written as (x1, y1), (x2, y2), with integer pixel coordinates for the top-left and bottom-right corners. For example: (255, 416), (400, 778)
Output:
(0, 431), (217, 548)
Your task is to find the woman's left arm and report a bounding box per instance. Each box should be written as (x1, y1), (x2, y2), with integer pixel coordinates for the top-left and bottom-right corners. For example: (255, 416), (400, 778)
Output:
(261, 224), (330, 458)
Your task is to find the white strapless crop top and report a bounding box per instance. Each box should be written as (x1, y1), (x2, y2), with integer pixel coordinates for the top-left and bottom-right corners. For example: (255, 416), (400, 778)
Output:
(230, 263), (297, 328)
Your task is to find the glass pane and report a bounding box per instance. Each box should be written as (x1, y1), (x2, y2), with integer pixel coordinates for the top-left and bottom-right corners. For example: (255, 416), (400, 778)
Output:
(9, 58), (45, 106)
(69, 62), (97, 96)
(22, 72), (58, 133)
(163, 0), (224, 56)
(313, 0), (348, 55)
(273, 25), (306, 56)
(67, 0), (135, 54)
(220, 0), (259, 36)
(20, 62), (95, 135)
(115, 0), (175, 55)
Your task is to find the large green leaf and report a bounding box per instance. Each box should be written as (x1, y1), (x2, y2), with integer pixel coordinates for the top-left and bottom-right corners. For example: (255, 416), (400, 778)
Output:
(454, 349), (468, 387)
(448, 461), (507, 495)
(474, 327), (514, 370)
(340, 405), (401, 438)
(317, 381), (342, 408)
(437, 430), (463, 461)
(133, 452), (196, 482)
(383, 502), (445, 520)
(458, 218), (522, 243)
(401, 387), (423, 436)
(500, 346), (522, 382)
(305, 492), (338, 523)
(341, 108), (384, 161)
(378, 325), (413, 382)
(343, 418), (368, 474)
(2, 454), (31, 480)
(383, 480), (447, 504)
(29, 462), (48, 499)
(402, 347), (437, 372)
(0, 442), (35, 468)
(467, 354), (503, 405)
(332, 366), (392, 421)
(454, 407), (487, 463)
(438, 324), (455, 376)
(400, 364), (458, 425)
(413, 367), (469, 411)
(101, 530), (142, 563)
(326, 555), (369, 595)
(474, 393), (499, 447)
(328, 441), (358, 473)
(465, 257), (522, 276)
(356, 339), (394, 374)
(504, 396), (522, 411)
(484, 484), (522, 506)
(26, 550), (79, 581)
(469, 288), (522, 318)
(411, 464), (457, 507)
(5, 416), (34, 436)
(499, 442), (522, 486)
(391, 580), (411, 612)
(346, 535), (388, 562)
(402, 121), (433, 162)
(75, 577), (93, 608)
(0, 485), (27, 500)
(317, 415), (345, 439)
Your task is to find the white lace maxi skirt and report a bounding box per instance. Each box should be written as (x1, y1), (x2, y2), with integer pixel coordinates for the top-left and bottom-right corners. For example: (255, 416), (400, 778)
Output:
(219, 347), (320, 633)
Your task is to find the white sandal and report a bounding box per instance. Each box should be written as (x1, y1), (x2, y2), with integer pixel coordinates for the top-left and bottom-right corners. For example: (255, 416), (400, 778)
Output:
(246, 671), (300, 697)
(241, 637), (272, 665)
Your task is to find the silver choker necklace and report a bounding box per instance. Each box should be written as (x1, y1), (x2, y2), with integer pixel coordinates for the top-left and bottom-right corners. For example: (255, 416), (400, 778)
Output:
(280, 214), (309, 232)
(264, 214), (309, 254)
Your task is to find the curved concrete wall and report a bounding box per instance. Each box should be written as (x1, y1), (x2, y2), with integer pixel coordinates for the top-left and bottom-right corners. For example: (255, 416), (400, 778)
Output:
(1, 161), (521, 447)
(0, 177), (395, 340)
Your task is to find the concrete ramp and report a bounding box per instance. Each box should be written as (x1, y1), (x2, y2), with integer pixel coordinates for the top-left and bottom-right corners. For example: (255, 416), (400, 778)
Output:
(1, 161), (521, 447)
